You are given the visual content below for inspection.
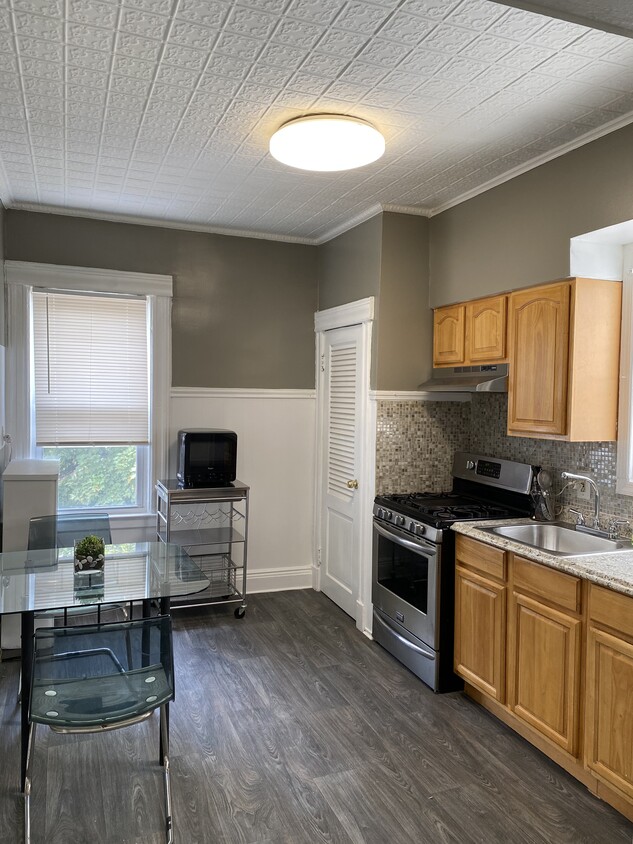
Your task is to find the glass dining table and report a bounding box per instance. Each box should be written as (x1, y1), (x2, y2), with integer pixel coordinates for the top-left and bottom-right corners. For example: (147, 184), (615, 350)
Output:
(0, 542), (210, 790)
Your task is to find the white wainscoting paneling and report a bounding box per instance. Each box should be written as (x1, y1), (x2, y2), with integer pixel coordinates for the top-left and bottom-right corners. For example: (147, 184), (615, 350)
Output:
(170, 388), (316, 593)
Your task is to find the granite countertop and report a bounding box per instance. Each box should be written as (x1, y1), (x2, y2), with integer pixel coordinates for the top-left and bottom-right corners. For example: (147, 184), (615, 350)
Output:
(452, 518), (633, 598)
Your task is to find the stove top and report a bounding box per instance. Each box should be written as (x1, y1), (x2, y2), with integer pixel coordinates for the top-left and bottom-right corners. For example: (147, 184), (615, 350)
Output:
(374, 491), (516, 528)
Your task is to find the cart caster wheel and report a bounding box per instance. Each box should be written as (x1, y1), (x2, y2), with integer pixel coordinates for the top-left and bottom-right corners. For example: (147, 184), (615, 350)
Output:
(234, 606), (246, 619)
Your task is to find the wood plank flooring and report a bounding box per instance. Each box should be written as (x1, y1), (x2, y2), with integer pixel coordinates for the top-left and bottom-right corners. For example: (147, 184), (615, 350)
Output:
(1, 589), (632, 843)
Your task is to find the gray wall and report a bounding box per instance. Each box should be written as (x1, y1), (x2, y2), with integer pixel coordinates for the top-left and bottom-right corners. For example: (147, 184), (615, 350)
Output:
(317, 213), (382, 311)
(430, 122), (633, 306)
(0, 203), (4, 347)
(5, 210), (318, 389)
(376, 213), (430, 391)
(317, 211), (430, 391)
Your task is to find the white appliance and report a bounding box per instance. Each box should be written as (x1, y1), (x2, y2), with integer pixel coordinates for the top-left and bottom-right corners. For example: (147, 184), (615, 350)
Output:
(1, 459), (59, 651)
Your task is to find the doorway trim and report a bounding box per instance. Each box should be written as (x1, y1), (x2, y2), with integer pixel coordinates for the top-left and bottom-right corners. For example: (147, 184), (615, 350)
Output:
(314, 296), (375, 637)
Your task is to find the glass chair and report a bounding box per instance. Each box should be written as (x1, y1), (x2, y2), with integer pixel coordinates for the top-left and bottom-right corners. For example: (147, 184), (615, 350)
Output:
(24, 615), (175, 844)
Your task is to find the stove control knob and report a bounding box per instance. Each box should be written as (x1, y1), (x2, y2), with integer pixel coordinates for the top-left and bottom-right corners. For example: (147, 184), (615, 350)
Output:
(466, 460), (476, 470)
(411, 521), (423, 535)
(384, 510), (393, 520)
(376, 507), (384, 519)
(395, 515), (406, 527)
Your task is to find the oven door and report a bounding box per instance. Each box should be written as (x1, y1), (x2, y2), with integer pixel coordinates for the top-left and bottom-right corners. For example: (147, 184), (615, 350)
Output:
(372, 519), (440, 649)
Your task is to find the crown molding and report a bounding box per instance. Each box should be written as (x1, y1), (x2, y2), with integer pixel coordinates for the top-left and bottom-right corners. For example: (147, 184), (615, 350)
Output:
(381, 204), (429, 217)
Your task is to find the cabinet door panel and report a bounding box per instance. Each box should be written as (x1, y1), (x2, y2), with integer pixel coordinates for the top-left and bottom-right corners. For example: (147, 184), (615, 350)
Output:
(433, 305), (465, 366)
(508, 283), (569, 435)
(586, 626), (633, 798)
(466, 295), (506, 362)
(510, 593), (581, 755)
(455, 566), (505, 702)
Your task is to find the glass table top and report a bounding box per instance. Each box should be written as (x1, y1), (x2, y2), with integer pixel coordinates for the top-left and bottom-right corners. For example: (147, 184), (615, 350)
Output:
(0, 542), (210, 614)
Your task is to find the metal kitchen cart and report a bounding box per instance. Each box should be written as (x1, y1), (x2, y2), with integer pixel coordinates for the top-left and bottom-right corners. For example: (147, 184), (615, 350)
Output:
(155, 479), (249, 617)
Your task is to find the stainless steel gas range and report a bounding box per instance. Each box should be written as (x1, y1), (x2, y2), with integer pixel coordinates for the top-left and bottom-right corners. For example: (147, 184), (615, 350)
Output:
(372, 452), (535, 692)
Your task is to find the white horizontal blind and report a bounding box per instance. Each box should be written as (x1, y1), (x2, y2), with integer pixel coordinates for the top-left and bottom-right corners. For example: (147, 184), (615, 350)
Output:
(32, 291), (149, 445)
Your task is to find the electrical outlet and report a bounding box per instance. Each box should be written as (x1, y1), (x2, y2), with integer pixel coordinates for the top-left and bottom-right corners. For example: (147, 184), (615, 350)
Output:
(576, 479), (591, 501)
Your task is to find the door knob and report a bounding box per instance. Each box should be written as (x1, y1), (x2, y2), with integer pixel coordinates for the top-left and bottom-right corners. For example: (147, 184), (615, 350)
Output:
(346, 479), (359, 489)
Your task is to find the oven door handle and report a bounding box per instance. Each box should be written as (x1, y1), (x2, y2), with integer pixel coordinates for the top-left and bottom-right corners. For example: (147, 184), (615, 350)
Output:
(373, 612), (435, 660)
(373, 520), (437, 555)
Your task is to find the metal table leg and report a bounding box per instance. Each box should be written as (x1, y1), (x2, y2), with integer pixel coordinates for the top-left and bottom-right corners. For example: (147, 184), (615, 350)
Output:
(20, 612), (34, 791)
(159, 597), (170, 764)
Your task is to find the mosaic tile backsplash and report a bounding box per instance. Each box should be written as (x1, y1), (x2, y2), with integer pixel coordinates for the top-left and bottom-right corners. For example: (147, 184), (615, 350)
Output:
(375, 400), (470, 494)
(376, 393), (633, 534)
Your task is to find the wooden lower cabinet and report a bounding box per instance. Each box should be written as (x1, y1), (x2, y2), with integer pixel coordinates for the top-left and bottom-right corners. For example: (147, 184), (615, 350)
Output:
(455, 565), (506, 701)
(509, 592), (581, 755)
(585, 586), (633, 801)
(454, 538), (633, 823)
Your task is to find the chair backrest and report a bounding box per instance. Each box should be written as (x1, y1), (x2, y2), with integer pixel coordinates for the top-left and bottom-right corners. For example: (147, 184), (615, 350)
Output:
(28, 513), (112, 550)
(29, 615), (174, 729)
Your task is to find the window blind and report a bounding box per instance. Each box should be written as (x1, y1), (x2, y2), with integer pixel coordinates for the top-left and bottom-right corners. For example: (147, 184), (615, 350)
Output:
(32, 291), (149, 445)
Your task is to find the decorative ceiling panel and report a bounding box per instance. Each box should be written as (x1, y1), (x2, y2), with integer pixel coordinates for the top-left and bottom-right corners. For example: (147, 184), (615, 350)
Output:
(0, 0), (633, 241)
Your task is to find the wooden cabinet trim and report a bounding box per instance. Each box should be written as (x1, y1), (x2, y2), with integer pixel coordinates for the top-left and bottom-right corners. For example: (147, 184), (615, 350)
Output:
(455, 534), (506, 582)
(513, 554), (581, 614)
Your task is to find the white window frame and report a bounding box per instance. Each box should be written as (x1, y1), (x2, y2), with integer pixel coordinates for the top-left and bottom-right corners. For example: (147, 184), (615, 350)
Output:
(5, 260), (172, 520)
(617, 245), (633, 496)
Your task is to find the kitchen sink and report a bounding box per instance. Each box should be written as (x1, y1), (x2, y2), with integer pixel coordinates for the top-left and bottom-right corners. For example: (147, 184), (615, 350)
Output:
(482, 522), (629, 556)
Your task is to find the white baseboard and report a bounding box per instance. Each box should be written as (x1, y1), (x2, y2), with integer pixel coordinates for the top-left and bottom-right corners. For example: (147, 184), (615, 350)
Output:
(247, 565), (313, 594)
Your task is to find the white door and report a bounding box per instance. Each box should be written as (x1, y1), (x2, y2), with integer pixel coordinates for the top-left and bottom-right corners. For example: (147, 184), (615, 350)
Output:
(319, 324), (363, 618)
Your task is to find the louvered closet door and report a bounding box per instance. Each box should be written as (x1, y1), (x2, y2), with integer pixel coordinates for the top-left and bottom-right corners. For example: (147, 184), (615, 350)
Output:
(320, 324), (362, 618)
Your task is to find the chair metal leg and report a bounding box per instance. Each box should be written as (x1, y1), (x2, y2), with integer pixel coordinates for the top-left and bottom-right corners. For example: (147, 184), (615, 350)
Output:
(23, 722), (36, 844)
(160, 706), (173, 844)
(17, 670), (22, 705)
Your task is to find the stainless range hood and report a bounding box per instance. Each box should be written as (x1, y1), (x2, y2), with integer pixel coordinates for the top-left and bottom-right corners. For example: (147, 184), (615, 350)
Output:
(418, 364), (508, 393)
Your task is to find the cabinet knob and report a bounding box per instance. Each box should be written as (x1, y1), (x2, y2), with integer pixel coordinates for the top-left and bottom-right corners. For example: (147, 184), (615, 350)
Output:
(346, 479), (359, 489)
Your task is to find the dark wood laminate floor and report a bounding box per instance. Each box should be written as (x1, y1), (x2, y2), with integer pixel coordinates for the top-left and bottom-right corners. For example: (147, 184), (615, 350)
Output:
(1, 589), (632, 843)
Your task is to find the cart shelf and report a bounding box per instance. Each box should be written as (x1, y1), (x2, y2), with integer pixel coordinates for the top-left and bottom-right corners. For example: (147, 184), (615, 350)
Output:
(155, 479), (249, 616)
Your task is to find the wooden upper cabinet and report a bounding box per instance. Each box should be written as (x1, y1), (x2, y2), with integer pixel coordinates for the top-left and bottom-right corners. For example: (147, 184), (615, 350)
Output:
(466, 295), (507, 362)
(507, 278), (621, 441)
(507, 282), (570, 436)
(433, 295), (507, 367)
(433, 304), (465, 365)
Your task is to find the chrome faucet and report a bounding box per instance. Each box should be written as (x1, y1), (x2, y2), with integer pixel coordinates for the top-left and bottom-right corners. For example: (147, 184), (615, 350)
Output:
(561, 472), (600, 530)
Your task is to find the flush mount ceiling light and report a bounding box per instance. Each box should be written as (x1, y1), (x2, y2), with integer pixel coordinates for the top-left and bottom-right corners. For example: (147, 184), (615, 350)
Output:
(269, 115), (385, 172)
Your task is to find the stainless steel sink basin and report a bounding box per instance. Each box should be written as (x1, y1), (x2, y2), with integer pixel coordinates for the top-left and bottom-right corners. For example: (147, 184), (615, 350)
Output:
(482, 522), (628, 556)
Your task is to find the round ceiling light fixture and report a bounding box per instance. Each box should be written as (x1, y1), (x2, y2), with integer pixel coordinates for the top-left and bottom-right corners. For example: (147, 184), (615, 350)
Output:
(269, 114), (385, 172)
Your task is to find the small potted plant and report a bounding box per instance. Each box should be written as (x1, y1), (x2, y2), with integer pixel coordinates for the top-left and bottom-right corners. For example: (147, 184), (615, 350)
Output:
(74, 534), (106, 574)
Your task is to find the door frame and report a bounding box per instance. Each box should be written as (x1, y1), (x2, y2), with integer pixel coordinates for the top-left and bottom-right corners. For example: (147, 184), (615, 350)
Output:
(314, 297), (375, 637)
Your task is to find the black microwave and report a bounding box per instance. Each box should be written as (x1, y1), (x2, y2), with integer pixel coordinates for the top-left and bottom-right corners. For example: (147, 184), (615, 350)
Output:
(176, 429), (237, 488)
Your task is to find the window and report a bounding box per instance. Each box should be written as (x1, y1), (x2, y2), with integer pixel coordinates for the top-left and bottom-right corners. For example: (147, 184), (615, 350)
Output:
(6, 262), (172, 520)
(31, 291), (149, 511)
